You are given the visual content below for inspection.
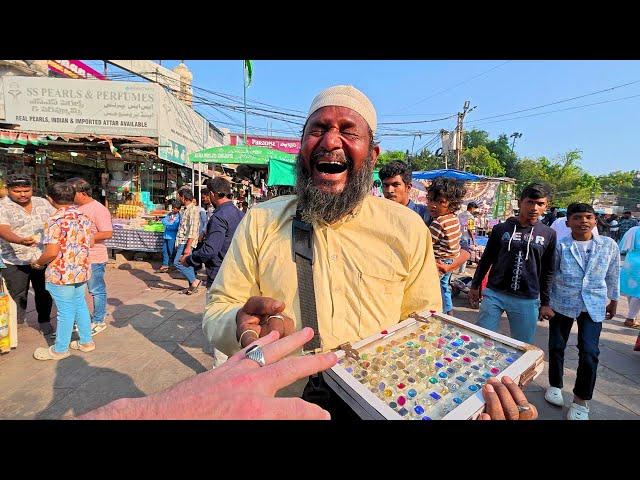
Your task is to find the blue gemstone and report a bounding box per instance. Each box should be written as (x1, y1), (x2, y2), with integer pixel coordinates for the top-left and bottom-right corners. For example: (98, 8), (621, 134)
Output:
(379, 382), (385, 390)
(438, 372), (448, 378)
(485, 356), (493, 361)
(414, 405), (425, 415)
(496, 347), (508, 354)
(483, 373), (491, 378)
(389, 402), (397, 409)
(398, 407), (409, 416)
(453, 397), (463, 405)
(471, 365), (480, 370)
(452, 353), (460, 358)
(419, 348), (426, 354)
(346, 367), (353, 373)
(467, 342), (479, 349)
(457, 349), (466, 354)
(506, 357), (514, 363)
(447, 367), (456, 374)
(470, 352), (479, 357)
(456, 376), (467, 382)
(430, 392), (442, 400)
(408, 389), (417, 398)
(435, 362), (444, 368)
(422, 416), (432, 421)
(469, 384), (479, 392)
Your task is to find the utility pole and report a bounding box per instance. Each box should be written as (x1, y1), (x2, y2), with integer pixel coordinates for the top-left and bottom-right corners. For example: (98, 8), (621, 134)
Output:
(510, 132), (523, 153)
(454, 101), (475, 170)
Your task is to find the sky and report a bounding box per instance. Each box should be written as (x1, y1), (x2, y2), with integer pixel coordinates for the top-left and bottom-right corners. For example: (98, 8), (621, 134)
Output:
(85, 60), (640, 175)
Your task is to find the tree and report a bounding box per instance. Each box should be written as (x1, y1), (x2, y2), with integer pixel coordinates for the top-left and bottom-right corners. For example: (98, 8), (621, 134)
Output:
(463, 129), (519, 177)
(377, 149), (407, 166)
(598, 170), (640, 210)
(462, 145), (506, 177)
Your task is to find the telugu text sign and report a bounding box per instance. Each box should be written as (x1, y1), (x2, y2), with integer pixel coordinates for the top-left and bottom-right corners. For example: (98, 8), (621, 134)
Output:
(2, 76), (157, 137)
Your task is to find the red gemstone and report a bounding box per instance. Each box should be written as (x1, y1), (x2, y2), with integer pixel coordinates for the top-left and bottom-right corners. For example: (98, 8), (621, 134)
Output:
(397, 383), (406, 389)
(444, 357), (453, 363)
(491, 368), (500, 374)
(463, 357), (471, 363)
(461, 335), (470, 342)
(397, 396), (406, 406)
(381, 330), (388, 335)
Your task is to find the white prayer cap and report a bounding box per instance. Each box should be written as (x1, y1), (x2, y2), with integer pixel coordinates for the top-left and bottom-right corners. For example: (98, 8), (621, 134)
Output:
(307, 85), (377, 134)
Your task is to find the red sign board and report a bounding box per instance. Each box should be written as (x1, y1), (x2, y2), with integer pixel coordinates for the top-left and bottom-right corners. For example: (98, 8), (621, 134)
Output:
(230, 134), (300, 154)
(48, 60), (106, 80)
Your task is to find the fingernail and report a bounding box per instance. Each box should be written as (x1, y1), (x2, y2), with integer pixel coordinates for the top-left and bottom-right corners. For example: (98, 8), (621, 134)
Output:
(485, 384), (494, 393)
(274, 301), (283, 309)
(503, 376), (513, 384)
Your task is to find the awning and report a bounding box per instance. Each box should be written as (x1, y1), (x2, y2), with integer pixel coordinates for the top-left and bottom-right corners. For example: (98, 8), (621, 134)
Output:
(190, 145), (295, 165)
(267, 157), (381, 187)
(412, 169), (485, 182)
(0, 129), (158, 147)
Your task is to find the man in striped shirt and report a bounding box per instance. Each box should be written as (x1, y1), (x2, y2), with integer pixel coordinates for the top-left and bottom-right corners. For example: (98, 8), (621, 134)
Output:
(175, 187), (202, 294)
(427, 177), (466, 315)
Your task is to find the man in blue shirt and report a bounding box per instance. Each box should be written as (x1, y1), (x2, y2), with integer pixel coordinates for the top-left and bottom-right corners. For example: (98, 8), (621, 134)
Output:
(183, 177), (245, 288)
(379, 160), (430, 225)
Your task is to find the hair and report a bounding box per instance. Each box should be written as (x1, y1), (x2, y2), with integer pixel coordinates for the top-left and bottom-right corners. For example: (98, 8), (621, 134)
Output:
(67, 177), (92, 196)
(205, 177), (232, 197)
(6, 173), (32, 188)
(520, 183), (551, 201)
(170, 200), (182, 210)
(566, 203), (595, 218)
(467, 201), (479, 210)
(201, 187), (210, 196)
(378, 160), (412, 185)
(427, 177), (467, 212)
(557, 211), (566, 218)
(47, 182), (76, 205)
(178, 187), (194, 201)
(624, 211), (632, 216)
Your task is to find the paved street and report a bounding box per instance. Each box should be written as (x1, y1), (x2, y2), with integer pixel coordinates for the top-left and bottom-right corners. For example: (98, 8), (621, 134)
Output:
(0, 260), (638, 420)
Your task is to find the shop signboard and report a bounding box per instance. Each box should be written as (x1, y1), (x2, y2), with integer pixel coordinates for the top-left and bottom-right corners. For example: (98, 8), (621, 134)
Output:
(47, 60), (106, 80)
(230, 134), (300, 154)
(157, 86), (221, 168)
(2, 76), (157, 137)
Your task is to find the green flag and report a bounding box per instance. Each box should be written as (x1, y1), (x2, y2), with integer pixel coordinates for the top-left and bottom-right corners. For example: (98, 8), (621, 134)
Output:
(244, 60), (253, 87)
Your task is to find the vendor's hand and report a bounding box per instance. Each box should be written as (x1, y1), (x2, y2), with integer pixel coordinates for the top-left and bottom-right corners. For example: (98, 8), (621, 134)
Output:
(20, 236), (36, 246)
(538, 305), (555, 322)
(436, 262), (450, 274)
(477, 376), (538, 420)
(605, 301), (618, 320)
(236, 296), (296, 347)
(179, 255), (188, 266)
(468, 287), (481, 309)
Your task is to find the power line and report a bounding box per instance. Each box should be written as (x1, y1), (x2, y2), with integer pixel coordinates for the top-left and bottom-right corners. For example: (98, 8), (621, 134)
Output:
(392, 61), (512, 113)
(468, 77), (640, 124)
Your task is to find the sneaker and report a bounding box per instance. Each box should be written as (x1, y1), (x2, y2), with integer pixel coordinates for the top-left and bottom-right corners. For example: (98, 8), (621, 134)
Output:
(567, 402), (589, 420)
(91, 322), (108, 336)
(544, 387), (564, 407)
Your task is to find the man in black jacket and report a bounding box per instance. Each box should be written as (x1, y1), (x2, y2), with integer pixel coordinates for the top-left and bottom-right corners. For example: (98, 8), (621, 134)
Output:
(182, 177), (245, 289)
(468, 184), (557, 343)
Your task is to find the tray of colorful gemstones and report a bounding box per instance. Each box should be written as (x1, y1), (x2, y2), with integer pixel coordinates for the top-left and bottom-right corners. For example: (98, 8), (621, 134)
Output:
(323, 311), (544, 420)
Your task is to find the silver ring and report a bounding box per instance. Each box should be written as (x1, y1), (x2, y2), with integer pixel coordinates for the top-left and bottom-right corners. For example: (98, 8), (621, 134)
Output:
(245, 344), (267, 367)
(516, 404), (531, 413)
(267, 314), (284, 322)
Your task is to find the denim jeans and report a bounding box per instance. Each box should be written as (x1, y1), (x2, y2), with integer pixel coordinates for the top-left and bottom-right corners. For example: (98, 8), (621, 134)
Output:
(173, 243), (196, 284)
(439, 258), (455, 314)
(162, 238), (177, 267)
(548, 311), (602, 401)
(476, 288), (540, 343)
(87, 263), (107, 324)
(46, 282), (92, 353)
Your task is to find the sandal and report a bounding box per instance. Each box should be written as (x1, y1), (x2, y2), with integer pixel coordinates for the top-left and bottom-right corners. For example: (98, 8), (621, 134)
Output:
(155, 267), (170, 273)
(185, 280), (202, 295)
(624, 319), (640, 329)
(33, 346), (70, 361)
(70, 340), (96, 352)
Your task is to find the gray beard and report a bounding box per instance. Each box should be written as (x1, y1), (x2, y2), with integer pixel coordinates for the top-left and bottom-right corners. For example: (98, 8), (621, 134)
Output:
(295, 153), (374, 225)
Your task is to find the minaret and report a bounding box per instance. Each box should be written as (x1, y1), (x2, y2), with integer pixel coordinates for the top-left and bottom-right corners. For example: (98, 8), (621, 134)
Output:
(172, 61), (193, 106)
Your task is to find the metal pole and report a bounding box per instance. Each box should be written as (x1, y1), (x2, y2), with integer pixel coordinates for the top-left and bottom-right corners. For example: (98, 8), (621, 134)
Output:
(243, 62), (247, 145)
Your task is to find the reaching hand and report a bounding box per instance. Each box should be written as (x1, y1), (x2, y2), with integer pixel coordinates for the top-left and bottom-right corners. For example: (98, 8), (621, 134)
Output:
(236, 296), (296, 347)
(468, 288), (482, 309)
(538, 305), (555, 322)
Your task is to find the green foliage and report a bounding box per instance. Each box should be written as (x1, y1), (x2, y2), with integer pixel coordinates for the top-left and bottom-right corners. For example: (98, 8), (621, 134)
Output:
(462, 145), (506, 177)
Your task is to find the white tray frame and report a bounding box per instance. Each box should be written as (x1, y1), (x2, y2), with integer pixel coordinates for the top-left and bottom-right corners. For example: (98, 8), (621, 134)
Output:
(328, 311), (544, 420)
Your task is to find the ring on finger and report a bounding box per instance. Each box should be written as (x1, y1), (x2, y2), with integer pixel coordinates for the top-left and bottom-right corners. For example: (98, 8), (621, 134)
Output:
(516, 403), (531, 413)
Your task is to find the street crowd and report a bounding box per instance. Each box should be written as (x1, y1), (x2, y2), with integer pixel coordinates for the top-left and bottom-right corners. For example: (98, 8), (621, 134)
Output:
(1, 84), (639, 421)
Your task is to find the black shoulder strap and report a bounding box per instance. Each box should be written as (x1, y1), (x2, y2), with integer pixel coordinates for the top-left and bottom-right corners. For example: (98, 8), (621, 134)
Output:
(292, 209), (321, 353)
